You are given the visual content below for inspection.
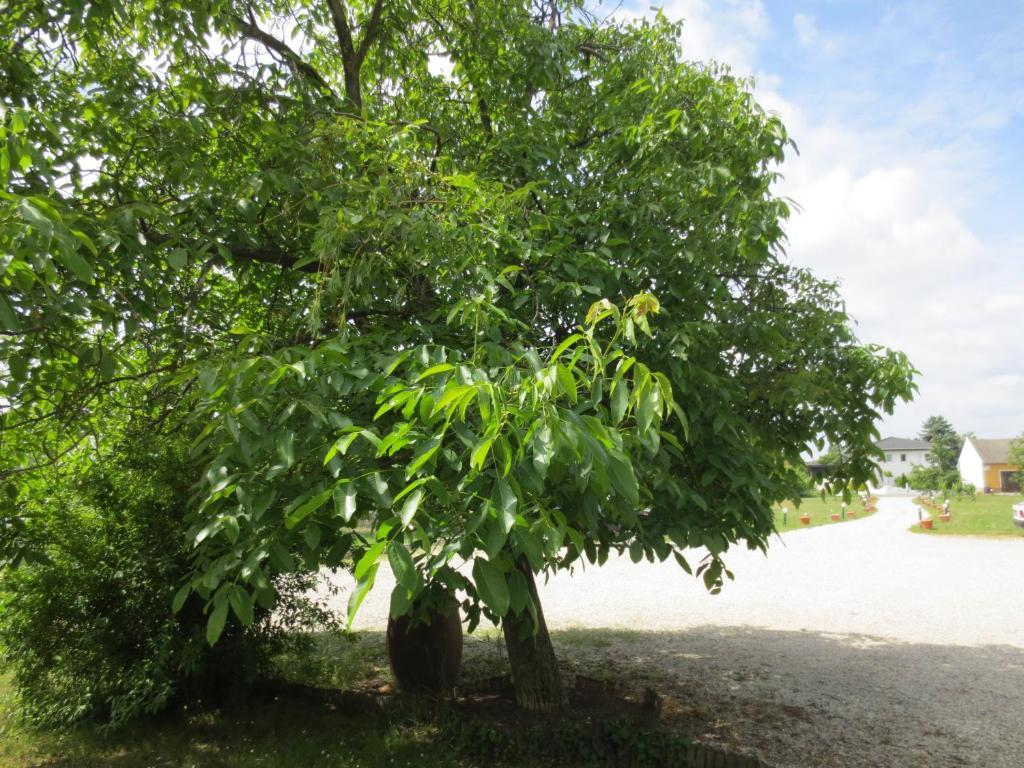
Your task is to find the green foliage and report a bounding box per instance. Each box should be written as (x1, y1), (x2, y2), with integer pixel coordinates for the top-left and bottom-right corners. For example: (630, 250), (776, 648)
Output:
(791, 463), (818, 497)
(0, 426), (334, 729)
(905, 464), (960, 492)
(1009, 434), (1024, 488)
(918, 415), (963, 474)
(1, 0), (916, 653)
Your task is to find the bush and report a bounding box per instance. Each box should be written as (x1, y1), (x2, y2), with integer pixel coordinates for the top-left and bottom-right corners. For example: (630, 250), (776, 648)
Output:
(905, 465), (960, 492)
(0, 428), (335, 729)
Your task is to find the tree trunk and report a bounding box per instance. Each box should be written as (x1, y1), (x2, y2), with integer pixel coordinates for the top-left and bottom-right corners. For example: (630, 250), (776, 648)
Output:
(501, 557), (567, 712)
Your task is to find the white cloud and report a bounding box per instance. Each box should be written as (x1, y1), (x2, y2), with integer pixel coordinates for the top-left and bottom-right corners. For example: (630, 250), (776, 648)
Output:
(793, 14), (840, 54)
(613, 1), (769, 76)
(619, 1), (1024, 439)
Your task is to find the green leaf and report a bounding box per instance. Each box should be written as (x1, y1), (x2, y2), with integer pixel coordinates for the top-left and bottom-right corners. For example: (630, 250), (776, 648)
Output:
(276, 431), (295, 468)
(394, 476), (430, 505)
(493, 477), (517, 533)
(347, 564), (378, 627)
(389, 583), (413, 618)
(610, 385), (626, 428)
(556, 364), (577, 404)
(407, 436), (441, 477)
(388, 542), (417, 590)
(0, 295), (19, 331)
(285, 488), (332, 529)
(354, 542), (385, 581)
(167, 248), (188, 270)
(206, 599), (229, 646)
(507, 569), (531, 616)
(431, 384), (472, 417)
(636, 383), (655, 434)
(172, 584), (191, 614)
(551, 333), (583, 362)
(608, 454), (639, 506)
(333, 482), (357, 522)
(673, 551), (693, 575)
(513, 529), (544, 572)
(383, 349), (413, 376)
(399, 488), (424, 526)
(483, 517), (509, 559)
(629, 540), (643, 563)
(324, 432), (360, 464)
(269, 541), (295, 572)
(228, 585), (254, 625)
(532, 423), (554, 478)
(472, 558), (510, 616)
(56, 247), (94, 283)
(471, 435), (495, 471)
(417, 363), (455, 381)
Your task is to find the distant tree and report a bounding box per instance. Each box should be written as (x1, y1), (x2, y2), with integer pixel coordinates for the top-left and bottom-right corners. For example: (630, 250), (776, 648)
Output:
(918, 416), (962, 474)
(816, 445), (843, 465)
(1010, 435), (1024, 490)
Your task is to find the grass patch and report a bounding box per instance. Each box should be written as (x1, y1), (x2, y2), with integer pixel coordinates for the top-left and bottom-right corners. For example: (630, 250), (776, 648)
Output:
(0, 628), (683, 768)
(912, 494), (1024, 538)
(0, 671), (524, 768)
(554, 627), (642, 650)
(773, 495), (875, 533)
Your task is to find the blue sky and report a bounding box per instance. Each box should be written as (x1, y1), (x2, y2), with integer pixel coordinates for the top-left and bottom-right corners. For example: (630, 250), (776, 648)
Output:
(615, 0), (1024, 440)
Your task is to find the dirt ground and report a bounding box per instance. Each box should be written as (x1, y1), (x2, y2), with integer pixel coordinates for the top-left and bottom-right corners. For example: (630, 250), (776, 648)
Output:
(330, 497), (1024, 767)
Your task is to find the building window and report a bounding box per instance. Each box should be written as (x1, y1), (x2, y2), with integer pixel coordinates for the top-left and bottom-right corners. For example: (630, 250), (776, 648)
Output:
(901, 454), (906, 462)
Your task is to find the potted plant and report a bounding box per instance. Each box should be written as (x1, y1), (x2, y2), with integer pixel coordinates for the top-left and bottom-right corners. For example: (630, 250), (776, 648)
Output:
(800, 511), (811, 525)
(920, 518), (934, 530)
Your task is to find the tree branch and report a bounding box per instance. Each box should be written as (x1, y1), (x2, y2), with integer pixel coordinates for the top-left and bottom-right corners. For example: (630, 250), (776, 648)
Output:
(0, 437), (86, 481)
(326, 0), (386, 108)
(233, 15), (338, 100)
(356, 0), (386, 63)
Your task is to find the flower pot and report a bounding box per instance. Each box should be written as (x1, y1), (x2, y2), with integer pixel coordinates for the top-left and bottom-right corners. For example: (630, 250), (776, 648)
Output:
(920, 519), (934, 530)
(799, 514), (811, 525)
(387, 600), (463, 694)
(847, 510), (856, 519)
(830, 513), (841, 521)
(939, 513), (951, 523)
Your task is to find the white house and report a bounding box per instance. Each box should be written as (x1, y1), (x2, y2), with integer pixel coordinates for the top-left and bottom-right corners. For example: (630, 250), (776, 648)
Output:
(874, 437), (932, 486)
(958, 437), (1021, 492)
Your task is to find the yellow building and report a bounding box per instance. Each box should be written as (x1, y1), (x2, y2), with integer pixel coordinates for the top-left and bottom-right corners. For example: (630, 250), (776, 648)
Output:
(957, 437), (1021, 492)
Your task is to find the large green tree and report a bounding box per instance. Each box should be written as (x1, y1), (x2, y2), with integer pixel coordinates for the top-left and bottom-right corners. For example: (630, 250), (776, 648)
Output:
(918, 415), (962, 475)
(2, 0), (915, 711)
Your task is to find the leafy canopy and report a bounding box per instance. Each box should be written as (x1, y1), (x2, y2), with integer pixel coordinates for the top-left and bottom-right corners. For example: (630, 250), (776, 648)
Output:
(1, 0), (916, 640)
(918, 415), (962, 474)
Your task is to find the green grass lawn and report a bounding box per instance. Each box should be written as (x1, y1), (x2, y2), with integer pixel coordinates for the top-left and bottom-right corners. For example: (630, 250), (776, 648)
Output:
(774, 495), (876, 533)
(912, 494), (1024, 538)
(1, 673), (479, 768)
(0, 629), (681, 768)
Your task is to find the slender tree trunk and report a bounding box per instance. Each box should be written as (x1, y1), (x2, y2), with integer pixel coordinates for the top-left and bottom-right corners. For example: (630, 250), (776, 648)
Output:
(501, 557), (567, 712)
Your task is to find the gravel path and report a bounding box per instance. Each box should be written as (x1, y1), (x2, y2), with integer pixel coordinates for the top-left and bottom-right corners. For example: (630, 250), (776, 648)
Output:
(328, 497), (1024, 767)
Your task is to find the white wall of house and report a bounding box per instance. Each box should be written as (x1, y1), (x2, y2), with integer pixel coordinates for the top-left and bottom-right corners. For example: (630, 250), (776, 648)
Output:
(877, 448), (931, 483)
(958, 440), (985, 488)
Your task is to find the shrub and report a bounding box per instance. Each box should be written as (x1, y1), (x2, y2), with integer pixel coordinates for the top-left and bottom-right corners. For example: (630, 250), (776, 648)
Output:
(0, 428), (335, 729)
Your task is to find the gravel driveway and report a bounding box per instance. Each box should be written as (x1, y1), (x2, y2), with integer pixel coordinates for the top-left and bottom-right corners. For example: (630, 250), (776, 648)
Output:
(329, 496), (1024, 767)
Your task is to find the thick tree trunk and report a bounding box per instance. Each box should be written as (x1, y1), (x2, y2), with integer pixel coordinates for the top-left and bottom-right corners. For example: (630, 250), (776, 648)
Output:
(501, 558), (567, 712)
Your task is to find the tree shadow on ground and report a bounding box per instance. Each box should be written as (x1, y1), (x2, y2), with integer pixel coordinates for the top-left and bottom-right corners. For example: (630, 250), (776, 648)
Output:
(545, 625), (1024, 768)
(10, 626), (1023, 768)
